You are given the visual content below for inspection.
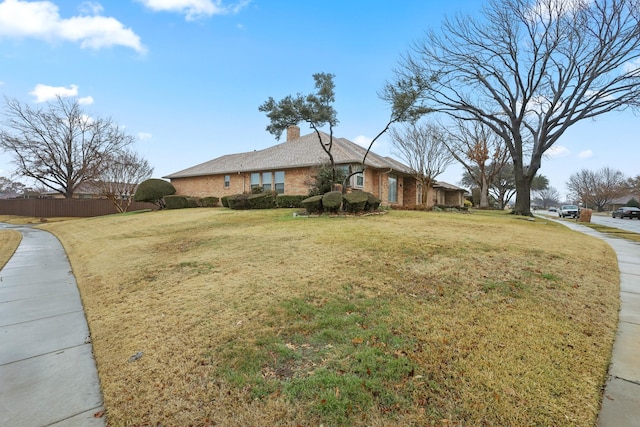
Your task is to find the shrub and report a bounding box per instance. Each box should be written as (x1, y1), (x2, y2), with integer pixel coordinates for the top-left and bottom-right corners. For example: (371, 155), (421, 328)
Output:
(133, 179), (176, 209)
(247, 192), (276, 209)
(309, 164), (347, 196)
(365, 192), (381, 212)
(251, 186), (265, 194)
(276, 194), (307, 208)
(227, 194), (250, 210)
(626, 198), (639, 207)
(186, 197), (200, 208)
(322, 191), (343, 213)
(301, 195), (323, 214)
(221, 196), (230, 207)
(200, 196), (219, 207)
(343, 191), (368, 213)
(164, 195), (189, 209)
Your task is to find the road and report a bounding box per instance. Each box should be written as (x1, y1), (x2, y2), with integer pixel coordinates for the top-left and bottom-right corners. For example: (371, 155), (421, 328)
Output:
(538, 210), (640, 234)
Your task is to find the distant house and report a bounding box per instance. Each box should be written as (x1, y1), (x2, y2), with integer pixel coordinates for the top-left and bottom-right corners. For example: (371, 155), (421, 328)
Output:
(607, 194), (640, 211)
(164, 126), (467, 208)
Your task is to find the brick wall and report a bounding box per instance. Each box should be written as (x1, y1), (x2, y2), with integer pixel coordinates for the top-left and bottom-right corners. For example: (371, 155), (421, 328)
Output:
(171, 167), (315, 198)
(170, 167), (422, 207)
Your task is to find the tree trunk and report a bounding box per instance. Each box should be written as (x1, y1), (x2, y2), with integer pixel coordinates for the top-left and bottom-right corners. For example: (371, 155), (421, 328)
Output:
(479, 175), (489, 208)
(512, 164), (535, 216)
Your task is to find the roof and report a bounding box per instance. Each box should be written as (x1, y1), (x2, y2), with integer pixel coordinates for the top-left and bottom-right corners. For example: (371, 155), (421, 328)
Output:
(164, 131), (415, 179)
(432, 181), (467, 192)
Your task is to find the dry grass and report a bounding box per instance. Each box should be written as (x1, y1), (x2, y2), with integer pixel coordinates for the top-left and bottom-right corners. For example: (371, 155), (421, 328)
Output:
(0, 229), (21, 269)
(38, 208), (619, 426)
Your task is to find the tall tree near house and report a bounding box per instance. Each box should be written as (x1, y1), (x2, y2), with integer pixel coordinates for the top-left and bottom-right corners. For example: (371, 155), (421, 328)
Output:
(96, 149), (153, 213)
(259, 73), (339, 185)
(443, 119), (510, 208)
(394, 0), (640, 216)
(389, 122), (454, 205)
(567, 167), (627, 211)
(0, 97), (135, 198)
(469, 163), (548, 209)
(342, 75), (434, 190)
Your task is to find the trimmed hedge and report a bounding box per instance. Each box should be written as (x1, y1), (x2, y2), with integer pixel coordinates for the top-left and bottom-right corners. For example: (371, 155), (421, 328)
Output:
(365, 192), (381, 211)
(322, 191), (343, 212)
(227, 194), (250, 210)
(164, 195), (189, 209)
(343, 191), (369, 213)
(247, 192), (276, 209)
(302, 195), (324, 214)
(221, 195), (230, 208)
(276, 194), (307, 208)
(200, 196), (220, 207)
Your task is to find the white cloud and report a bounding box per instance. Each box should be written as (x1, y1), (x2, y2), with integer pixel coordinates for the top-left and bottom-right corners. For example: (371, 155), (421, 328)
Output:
(29, 83), (79, 102)
(78, 96), (94, 105)
(137, 0), (250, 21)
(545, 145), (570, 158)
(138, 132), (152, 140)
(353, 135), (372, 148)
(0, 0), (145, 53)
(578, 149), (593, 159)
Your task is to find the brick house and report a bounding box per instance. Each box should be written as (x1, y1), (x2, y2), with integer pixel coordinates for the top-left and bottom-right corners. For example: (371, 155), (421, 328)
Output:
(164, 126), (466, 208)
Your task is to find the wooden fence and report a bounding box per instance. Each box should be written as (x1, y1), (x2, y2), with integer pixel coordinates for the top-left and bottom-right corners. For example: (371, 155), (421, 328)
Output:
(0, 198), (156, 218)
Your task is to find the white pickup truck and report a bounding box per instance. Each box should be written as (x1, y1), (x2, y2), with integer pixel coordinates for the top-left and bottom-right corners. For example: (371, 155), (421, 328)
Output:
(558, 204), (580, 218)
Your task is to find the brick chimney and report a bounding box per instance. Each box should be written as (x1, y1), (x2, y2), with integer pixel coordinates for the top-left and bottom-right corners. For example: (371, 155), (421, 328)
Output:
(286, 125), (300, 141)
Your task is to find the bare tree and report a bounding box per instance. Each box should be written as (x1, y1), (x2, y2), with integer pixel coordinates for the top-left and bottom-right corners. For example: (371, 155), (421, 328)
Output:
(0, 97), (135, 198)
(96, 150), (153, 213)
(0, 176), (26, 196)
(533, 186), (561, 209)
(567, 167), (627, 211)
(396, 0), (640, 216)
(389, 122), (454, 205)
(443, 119), (510, 208)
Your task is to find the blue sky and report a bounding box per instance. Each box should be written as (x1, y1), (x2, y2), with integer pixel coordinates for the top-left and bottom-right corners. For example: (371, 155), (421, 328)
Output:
(0, 0), (638, 201)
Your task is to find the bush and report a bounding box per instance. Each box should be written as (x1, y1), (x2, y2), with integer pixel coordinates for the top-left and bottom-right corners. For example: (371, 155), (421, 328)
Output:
(247, 192), (276, 209)
(164, 195), (189, 209)
(302, 195), (324, 214)
(221, 196), (230, 207)
(186, 197), (200, 208)
(276, 194), (307, 208)
(365, 192), (381, 211)
(322, 191), (343, 213)
(134, 179), (176, 209)
(200, 196), (219, 207)
(626, 198), (639, 207)
(227, 194), (250, 210)
(309, 164), (347, 196)
(251, 186), (264, 194)
(343, 191), (368, 213)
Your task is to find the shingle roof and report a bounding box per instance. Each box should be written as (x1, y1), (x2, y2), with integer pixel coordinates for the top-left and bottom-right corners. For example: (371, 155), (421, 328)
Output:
(164, 131), (414, 178)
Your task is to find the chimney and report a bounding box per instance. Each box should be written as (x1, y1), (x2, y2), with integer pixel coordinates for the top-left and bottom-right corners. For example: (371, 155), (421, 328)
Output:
(286, 125), (300, 141)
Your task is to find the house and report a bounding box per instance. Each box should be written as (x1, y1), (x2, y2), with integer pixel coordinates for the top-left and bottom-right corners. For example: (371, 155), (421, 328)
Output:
(164, 126), (467, 208)
(607, 194), (640, 211)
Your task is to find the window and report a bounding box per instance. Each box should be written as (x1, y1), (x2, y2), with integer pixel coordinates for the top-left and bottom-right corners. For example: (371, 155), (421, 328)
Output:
(355, 172), (364, 188)
(250, 173), (260, 190)
(388, 174), (398, 203)
(274, 171), (285, 194)
(224, 175), (230, 188)
(262, 172), (272, 191)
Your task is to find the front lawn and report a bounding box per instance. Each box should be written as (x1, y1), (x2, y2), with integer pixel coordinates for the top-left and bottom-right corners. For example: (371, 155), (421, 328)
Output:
(38, 209), (619, 426)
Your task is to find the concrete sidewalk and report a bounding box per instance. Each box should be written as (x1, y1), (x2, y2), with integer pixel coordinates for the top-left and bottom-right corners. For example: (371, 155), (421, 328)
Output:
(0, 224), (105, 426)
(548, 218), (640, 426)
